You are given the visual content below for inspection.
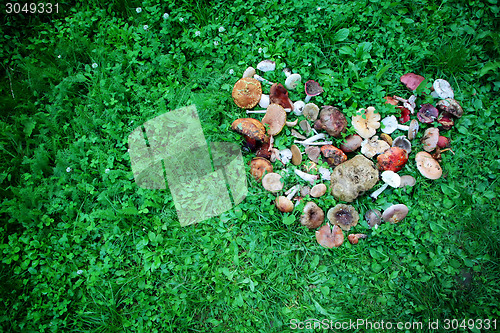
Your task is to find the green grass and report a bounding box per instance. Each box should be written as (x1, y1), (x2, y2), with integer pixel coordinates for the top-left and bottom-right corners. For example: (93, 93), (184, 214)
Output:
(1, 0), (499, 332)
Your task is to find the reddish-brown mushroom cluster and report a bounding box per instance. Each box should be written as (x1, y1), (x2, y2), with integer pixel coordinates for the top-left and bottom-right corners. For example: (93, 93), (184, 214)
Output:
(230, 65), (462, 249)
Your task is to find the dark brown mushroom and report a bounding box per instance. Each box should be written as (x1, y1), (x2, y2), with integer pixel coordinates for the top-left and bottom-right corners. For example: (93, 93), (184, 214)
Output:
(300, 202), (324, 229)
(269, 83), (294, 110)
(315, 105), (347, 137)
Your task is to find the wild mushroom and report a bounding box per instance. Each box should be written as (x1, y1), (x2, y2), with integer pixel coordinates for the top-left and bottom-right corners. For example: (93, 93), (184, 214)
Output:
(294, 169), (319, 185)
(256, 60), (276, 72)
(339, 134), (363, 153)
(399, 175), (416, 188)
(283, 68), (302, 90)
(303, 103), (320, 121)
(279, 149), (293, 165)
(291, 129), (306, 140)
(380, 133), (393, 146)
(437, 112), (454, 130)
(242, 66), (256, 78)
(230, 118), (268, 142)
(300, 186), (311, 197)
(370, 170), (401, 200)
(290, 144), (302, 166)
(310, 184), (327, 198)
(400, 73), (425, 91)
(262, 104), (287, 136)
(262, 173), (284, 193)
(381, 115), (410, 134)
(300, 202), (324, 229)
(314, 105), (347, 137)
(352, 107), (381, 139)
(330, 155), (379, 202)
(321, 145), (347, 167)
(299, 119), (312, 135)
(415, 151), (442, 179)
(316, 224), (344, 248)
(348, 234), (368, 245)
(417, 104), (439, 123)
(305, 146), (321, 163)
(318, 167), (331, 181)
(432, 79), (454, 99)
(398, 106), (411, 123)
(269, 83), (294, 110)
(259, 94), (270, 108)
(253, 74), (274, 85)
(256, 142), (272, 160)
(293, 101), (306, 116)
(249, 157), (273, 182)
(286, 119), (298, 127)
(294, 133), (332, 146)
(360, 136), (390, 159)
(327, 204), (360, 231)
(377, 147), (409, 172)
(436, 98), (463, 118)
(365, 209), (382, 228)
(407, 119), (419, 140)
(392, 136), (412, 154)
(382, 204), (409, 223)
(393, 95), (416, 114)
(421, 127), (439, 152)
(232, 77), (262, 109)
(437, 136), (451, 149)
(304, 80), (324, 103)
(275, 185), (300, 213)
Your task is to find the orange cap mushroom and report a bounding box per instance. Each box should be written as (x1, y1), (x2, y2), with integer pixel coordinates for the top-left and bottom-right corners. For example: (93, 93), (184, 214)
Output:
(232, 77), (262, 109)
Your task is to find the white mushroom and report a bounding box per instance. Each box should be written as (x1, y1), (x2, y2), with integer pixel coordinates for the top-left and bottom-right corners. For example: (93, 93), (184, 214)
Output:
(256, 60), (276, 72)
(259, 94), (270, 108)
(242, 66), (256, 78)
(381, 116), (410, 134)
(370, 171), (401, 200)
(294, 169), (319, 184)
(279, 149), (293, 165)
(246, 108), (291, 114)
(293, 101), (305, 116)
(431, 79), (454, 99)
(318, 167), (331, 181)
(283, 68), (302, 90)
(393, 95), (416, 113)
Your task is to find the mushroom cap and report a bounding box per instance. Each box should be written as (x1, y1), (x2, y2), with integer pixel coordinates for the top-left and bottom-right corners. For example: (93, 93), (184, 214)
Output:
(361, 136), (391, 159)
(305, 146), (321, 163)
(285, 73), (302, 90)
(269, 83), (294, 110)
(399, 175), (416, 187)
(300, 202), (324, 229)
(348, 233), (368, 245)
(315, 223), (344, 248)
(275, 196), (294, 213)
(261, 173), (284, 193)
(400, 73), (425, 91)
(262, 104), (287, 136)
(384, 96), (399, 105)
(279, 149), (293, 165)
(255, 142), (272, 160)
(382, 204), (409, 223)
(398, 106), (411, 123)
(407, 119), (419, 140)
(365, 209), (382, 228)
(320, 145), (347, 167)
(417, 104), (439, 123)
(377, 146), (409, 172)
(381, 170), (401, 188)
(421, 127), (440, 152)
(437, 112), (454, 130)
(303, 103), (320, 121)
(310, 184), (327, 198)
(304, 80), (324, 97)
(352, 107), (381, 139)
(379, 133), (393, 146)
(393, 135), (412, 154)
(300, 186), (311, 197)
(327, 204), (360, 231)
(330, 155), (379, 202)
(242, 66), (256, 78)
(432, 79), (454, 99)
(299, 119), (312, 135)
(290, 144), (302, 165)
(231, 118), (267, 142)
(436, 98), (463, 118)
(256, 60), (276, 72)
(381, 116), (399, 134)
(232, 77), (262, 109)
(437, 136), (451, 149)
(339, 134), (363, 153)
(316, 105), (347, 137)
(415, 151), (442, 179)
(249, 157), (273, 181)
(293, 100), (306, 116)
(259, 94), (270, 108)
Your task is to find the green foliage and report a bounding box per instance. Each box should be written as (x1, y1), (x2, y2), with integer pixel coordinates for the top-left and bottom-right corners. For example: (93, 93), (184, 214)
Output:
(0, 0), (499, 331)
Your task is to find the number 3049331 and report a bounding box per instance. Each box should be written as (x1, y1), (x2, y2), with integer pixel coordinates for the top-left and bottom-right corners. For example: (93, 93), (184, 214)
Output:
(5, 3), (59, 14)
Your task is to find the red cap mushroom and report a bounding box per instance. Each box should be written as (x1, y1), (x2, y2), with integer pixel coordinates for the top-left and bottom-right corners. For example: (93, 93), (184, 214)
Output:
(320, 145), (347, 167)
(400, 73), (425, 91)
(269, 83), (294, 110)
(304, 80), (324, 103)
(377, 147), (409, 172)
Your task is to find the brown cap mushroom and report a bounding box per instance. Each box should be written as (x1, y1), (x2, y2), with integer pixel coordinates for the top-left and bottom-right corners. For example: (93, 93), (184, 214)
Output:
(339, 134), (363, 153)
(436, 98), (463, 118)
(261, 173), (284, 193)
(382, 204), (409, 223)
(315, 105), (347, 137)
(321, 145), (347, 167)
(399, 175), (416, 188)
(415, 151), (442, 179)
(262, 104), (287, 136)
(365, 209), (382, 228)
(330, 155), (379, 202)
(231, 118), (268, 142)
(249, 157), (273, 181)
(232, 77), (262, 109)
(380, 133), (393, 146)
(327, 204), (360, 231)
(352, 107), (381, 139)
(305, 146), (321, 163)
(377, 147), (409, 172)
(269, 83), (294, 110)
(304, 80), (324, 103)
(407, 119), (419, 141)
(315, 223), (344, 248)
(310, 184), (327, 198)
(348, 233), (368, 245)
(275, 185), (300, 213)
(300, 202), (324, 229)
(421, 127), (439, 152)
(290, 144), (302, 165)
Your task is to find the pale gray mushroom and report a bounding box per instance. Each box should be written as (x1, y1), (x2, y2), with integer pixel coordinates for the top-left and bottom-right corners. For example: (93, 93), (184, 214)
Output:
(262, 173), (284, 193)
(361, 136), (390, 159)
(259, 94), (270, 108)
(303, 103), (320, 121)
(432, 79), (454, 99)
(365, 209), (382, 228)
(242, 66), (256, 78)
(392, 136), (412, 154)
(407, 119), (419, 140)
(256, 60), (276, 72)
(253, 74), (274, 85)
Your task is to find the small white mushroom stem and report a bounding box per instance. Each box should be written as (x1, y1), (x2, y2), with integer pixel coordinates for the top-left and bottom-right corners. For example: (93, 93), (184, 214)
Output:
(253, 74), (274, 85)
(294, 169), (319, 184)
(294, 140), (333, 146)
(397, 124), (410, 131)
(286, 119), (298, 127)
(304, 95), (313, 103)
(245, 108), (291, 114)
(312, 128), (319, 135)
(303, 133), (327, 143)
(284, 185), (300, 199)
(370, 183), (389, 200)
